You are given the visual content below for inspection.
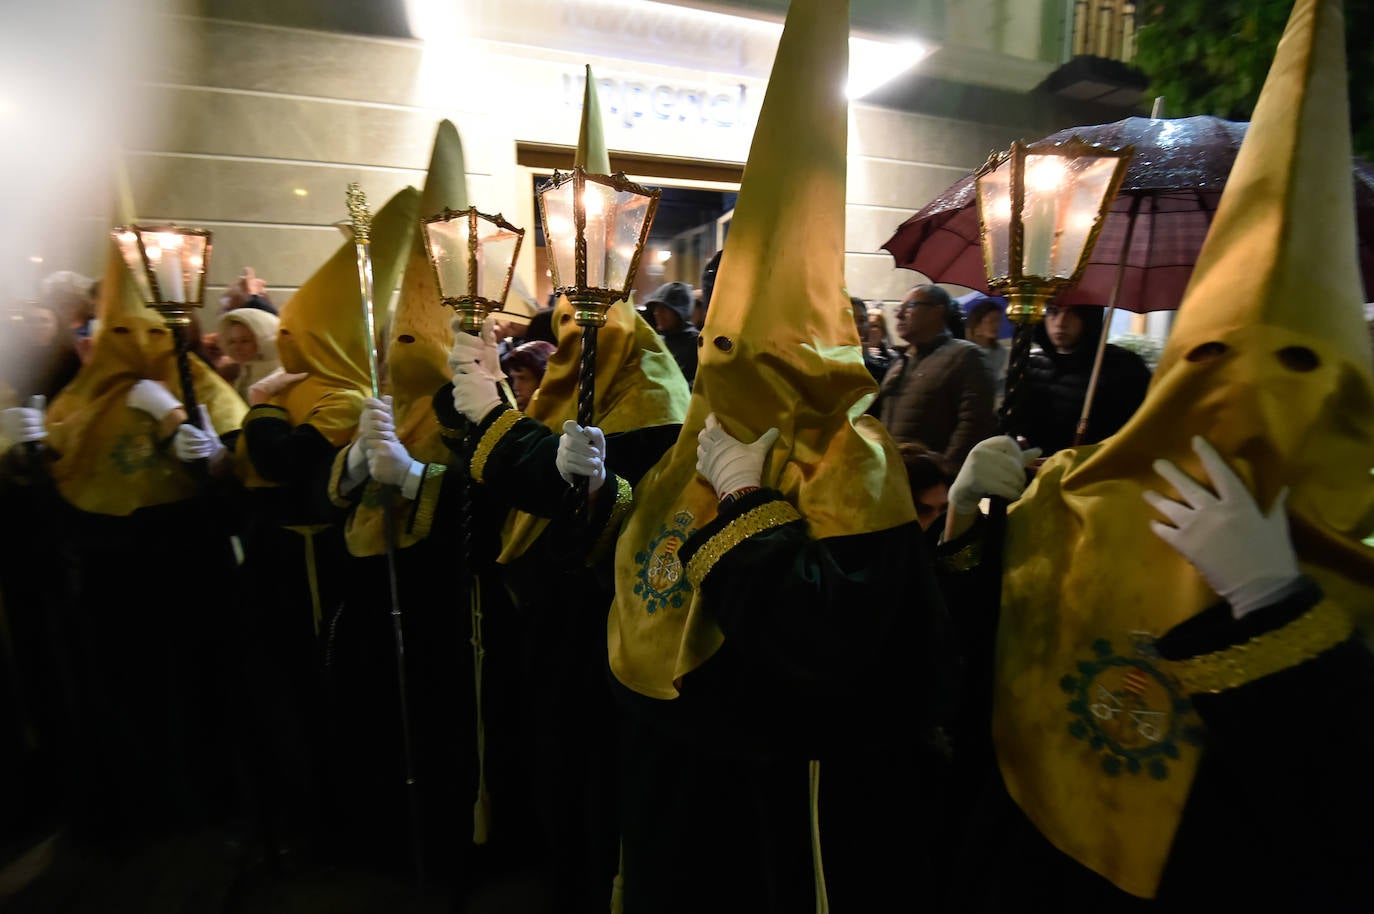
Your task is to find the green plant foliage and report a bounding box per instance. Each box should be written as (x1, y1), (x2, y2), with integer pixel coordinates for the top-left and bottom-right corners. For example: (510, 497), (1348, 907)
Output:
(1134, 0), (1374, 159)
(1109, 333), (1165, 370)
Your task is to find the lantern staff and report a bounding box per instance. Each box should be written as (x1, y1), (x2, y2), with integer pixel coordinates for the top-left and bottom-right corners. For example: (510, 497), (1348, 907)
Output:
(346, 182), (424, 887)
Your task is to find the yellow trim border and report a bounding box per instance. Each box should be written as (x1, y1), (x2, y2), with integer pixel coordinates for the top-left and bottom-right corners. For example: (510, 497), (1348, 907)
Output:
(471, 409), (522, 484)
(411, 462), (447, 540)
(1164, 599), (1353, 695)
(589, 474), (634, 565)
(327, 446), (354, 508)
(686, 499), (803, 589)
(247, 403), (289, 420)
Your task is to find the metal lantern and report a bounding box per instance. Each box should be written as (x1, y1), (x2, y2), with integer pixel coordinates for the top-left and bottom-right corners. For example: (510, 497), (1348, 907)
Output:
(974, 137), (1133, 427)
(536, 167), (660, 328)
(112, 224), (212, 322)
(421, 207), (525, 334)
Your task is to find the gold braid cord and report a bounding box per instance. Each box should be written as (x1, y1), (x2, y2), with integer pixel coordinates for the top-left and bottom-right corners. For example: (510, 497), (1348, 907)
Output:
(686, 500), (803, 590)
(410, 462), (447, 540)
(588, 475), (634, 565)
(1163, 599), (1353, 695)
(470, 409), (523, 484)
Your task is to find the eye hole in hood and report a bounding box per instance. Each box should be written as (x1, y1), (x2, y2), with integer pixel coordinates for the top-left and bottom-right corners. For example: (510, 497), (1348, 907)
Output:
(1276, 346), (1320, 372)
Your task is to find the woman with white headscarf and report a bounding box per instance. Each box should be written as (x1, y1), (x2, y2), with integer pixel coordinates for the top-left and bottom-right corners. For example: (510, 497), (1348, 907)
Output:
(218, 307), (281, 403)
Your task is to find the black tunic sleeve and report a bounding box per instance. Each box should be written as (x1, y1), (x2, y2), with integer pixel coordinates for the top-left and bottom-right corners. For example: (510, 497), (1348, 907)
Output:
(241, 404), (337, 486)
(1152, 579), (1374, 906)
(677, 488), (947, 713)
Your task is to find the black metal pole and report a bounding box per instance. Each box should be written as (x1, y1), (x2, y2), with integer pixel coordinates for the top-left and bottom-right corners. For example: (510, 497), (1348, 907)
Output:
(169, 322), (203, 429)
(571, 323), (599, 517)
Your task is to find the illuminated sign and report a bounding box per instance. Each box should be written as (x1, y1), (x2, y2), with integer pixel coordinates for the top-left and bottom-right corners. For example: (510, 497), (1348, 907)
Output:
(562, 71), (748, 131)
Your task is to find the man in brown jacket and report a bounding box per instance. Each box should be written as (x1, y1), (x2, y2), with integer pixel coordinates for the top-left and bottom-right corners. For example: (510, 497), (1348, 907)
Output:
(877, 284), (995, 475)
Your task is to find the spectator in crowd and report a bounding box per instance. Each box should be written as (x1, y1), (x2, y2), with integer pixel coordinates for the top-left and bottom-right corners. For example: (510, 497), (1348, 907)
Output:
(218, 307), (282, 403)
(644, 281), (699, 385)
(898, 442), (950, 533)
(218, 267), (276, 315)
(1007, 303), (1151, 456)
(964, 295), (1008, 406)
(877, 284), (995, 475)
(851, 296), (892, 384)
(499, 339), (556, 411)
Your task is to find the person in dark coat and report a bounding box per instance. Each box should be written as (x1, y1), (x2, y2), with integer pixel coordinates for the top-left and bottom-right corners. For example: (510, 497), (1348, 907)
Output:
(643, 281), (700, 385)
(876, 284), (996, 475)
(1009, 303), (1150, 456)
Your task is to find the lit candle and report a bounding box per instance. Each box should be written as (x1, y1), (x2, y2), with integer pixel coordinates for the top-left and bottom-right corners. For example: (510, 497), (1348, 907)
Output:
(152, 232), (186, 302)
(1022, 157), (1065, 276)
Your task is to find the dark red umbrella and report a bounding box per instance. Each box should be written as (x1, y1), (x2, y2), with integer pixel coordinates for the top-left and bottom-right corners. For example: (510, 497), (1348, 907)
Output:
(882, 115), (1374, 308)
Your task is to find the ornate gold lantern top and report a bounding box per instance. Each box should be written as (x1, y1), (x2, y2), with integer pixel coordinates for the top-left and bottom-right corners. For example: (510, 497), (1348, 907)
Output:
(536, 166), (661, 327)
(421, 206), (525, 334)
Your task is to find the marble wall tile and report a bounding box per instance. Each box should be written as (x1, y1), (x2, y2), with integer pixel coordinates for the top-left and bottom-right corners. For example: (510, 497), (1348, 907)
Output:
(844, 252), (926, 303)
(850, 104), (1024, 169)
(197, 223), (346, 289)
(154, 18), (426, 108)
(847, 157), (972, 211)
(845, 204), (917, 256)
(128, 154), (424, 226)
(151, 86), (502, 176)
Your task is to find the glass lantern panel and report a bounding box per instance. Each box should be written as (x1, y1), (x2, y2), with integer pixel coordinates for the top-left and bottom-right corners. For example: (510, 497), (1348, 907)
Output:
(427, 216), (475, 298)
(475, 225), (519, 304)
(976, 160), (1013, 281)
(1048, 155), (1121, 279)
(1019, 154), (1069, 278)
(539, 180), (578, 290)
(579, 176), (652, 294)
(113, 230), (155, 304)
(181, 234), (209, 305)
(137, 229), (208, 305)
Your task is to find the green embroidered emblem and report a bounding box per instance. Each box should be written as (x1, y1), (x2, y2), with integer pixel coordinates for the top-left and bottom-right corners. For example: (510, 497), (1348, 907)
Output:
(633, 509), (696, 615)
(1061, 637), (1204, 780)
(110, 432), (159, 475)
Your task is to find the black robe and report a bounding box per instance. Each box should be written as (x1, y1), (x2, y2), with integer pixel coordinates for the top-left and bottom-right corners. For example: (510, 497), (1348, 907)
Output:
(934, 517), (1374, 913)
(616, 486), (958, 913)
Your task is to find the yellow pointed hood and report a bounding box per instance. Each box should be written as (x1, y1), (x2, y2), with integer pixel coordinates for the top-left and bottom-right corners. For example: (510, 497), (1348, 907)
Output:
(496, 66), (689, 564)
(992, 0), (1374, 897)
(345, 123), (474, 555)
(608, 0), (916, 699)
(47, 161), (246, 515)
(270, 185), (420, 447)
(575, 64), (610, 174)
(387, 120), (469, 462)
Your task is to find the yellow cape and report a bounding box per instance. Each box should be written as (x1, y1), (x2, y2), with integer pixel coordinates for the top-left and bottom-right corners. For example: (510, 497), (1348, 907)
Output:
(994, 0), (1374, 896)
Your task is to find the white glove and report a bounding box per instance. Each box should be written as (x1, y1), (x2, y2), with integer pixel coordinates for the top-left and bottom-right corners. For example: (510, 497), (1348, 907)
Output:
(363, 396), (423, 493)
(248, 368), (309, 406)
(448, 318), (504, 381)
(947, 436), (1041, 515)
(1144, 435), (1300, 619)
(126, 379), (182, 421)
(1, 395), (46, 443)
(449, 363), (504, 424)
(556, 420), (607, 494)
(695, 413), (780, 500)
(173, 405), (227, 463)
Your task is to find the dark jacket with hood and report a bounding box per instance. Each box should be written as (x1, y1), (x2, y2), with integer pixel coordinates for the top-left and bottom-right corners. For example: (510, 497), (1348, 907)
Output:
(645, 281), (699, 385)
(1007, 306), (1151, 456)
